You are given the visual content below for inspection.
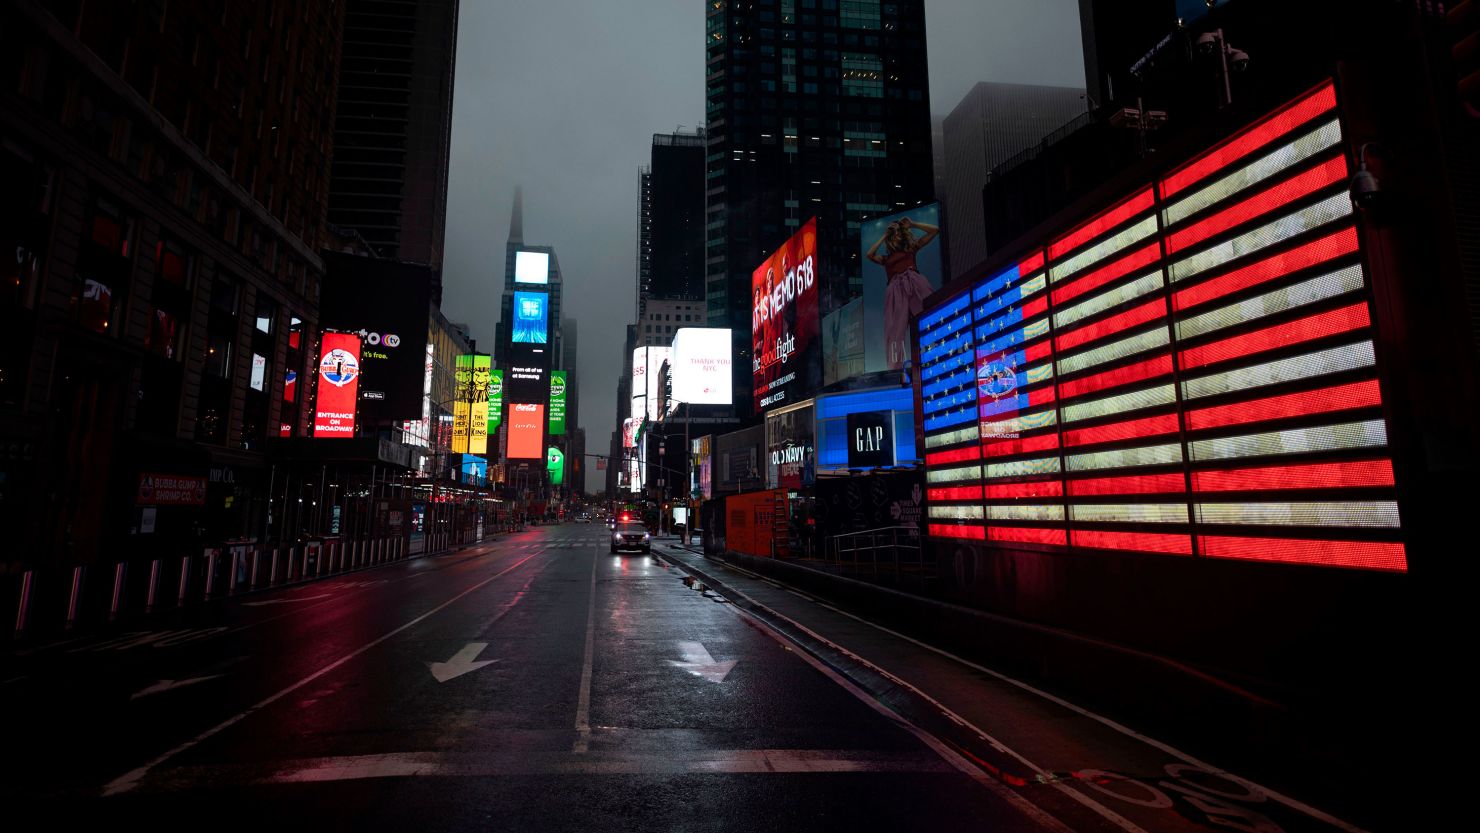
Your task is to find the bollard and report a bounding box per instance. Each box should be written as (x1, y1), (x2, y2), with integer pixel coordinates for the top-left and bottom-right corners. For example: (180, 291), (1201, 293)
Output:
(65, 565), (85, 629)
(109, 562), (127, 620)
(178, 555), (191, 605)
(228, 551), (240, 594)
(145, 559), (161, 613)
(14, 570), (35, 637)
(205, 551), (219, 597)
(250, 549), (261, 588)
(269, 549), (280, 585)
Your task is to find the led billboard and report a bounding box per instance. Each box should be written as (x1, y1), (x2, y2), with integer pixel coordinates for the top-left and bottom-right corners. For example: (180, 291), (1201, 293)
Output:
(512, 291), (549, 344)
(631, 346), (670, 421)
(451, 354), (472, 453)
(862, 203), (943, 372)
(488, 369), (504, 433)
(916, 80), (1406, 573)
(752, 218), (822, 412)
(548, 371), (568, 435)
(507, 402), (545, 459)
(313, 332), (362, 437)
(547, 447), (565, 486)
(514, 250), (550, 284)
(470, 355), (491, 455)
(319, 252), (433, 420)
(670, 327), (733, 405)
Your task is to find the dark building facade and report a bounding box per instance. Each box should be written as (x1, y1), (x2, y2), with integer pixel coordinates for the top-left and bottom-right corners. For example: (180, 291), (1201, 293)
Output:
(327, 0), (459, 299)
(640, 129), (706, 304)
(703, 0), (936, 420)
(1, 0), (344, 601)
(941, 82), (1086, 277)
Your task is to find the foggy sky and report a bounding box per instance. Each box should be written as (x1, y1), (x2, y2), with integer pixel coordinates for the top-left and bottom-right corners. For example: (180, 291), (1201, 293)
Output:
(441, 1), (1085, 492)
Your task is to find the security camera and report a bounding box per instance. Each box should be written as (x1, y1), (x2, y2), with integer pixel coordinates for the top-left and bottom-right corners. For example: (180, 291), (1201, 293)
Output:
(1349, 167), (1381, 209)
(1227, 47), (1250, 72)
(1196, 32), (1219, 56)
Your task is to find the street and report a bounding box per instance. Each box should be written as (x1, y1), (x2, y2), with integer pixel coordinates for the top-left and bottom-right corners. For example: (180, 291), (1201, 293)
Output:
(2, 525), (1044, 831)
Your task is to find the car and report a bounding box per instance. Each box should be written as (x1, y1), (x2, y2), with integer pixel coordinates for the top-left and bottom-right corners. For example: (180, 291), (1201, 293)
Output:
(610, 521), (651, 554)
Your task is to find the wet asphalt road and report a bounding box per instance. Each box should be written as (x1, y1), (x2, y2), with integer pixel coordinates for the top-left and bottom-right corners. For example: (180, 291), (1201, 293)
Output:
(0, 524), (1049, 831)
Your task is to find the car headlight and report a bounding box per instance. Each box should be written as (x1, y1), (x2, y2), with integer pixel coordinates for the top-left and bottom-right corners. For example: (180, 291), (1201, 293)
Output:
(613, 534), (622, 542)
(642, 533), (651, 541)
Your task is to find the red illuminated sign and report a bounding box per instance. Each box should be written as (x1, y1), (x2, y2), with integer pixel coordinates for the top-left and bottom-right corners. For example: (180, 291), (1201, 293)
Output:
(314, 332), (361, 437)
(914, 79), (1408, 572)
(136, 473), (207, 506)
(752, 218), (820, 412)
(507, 403), (544, 460)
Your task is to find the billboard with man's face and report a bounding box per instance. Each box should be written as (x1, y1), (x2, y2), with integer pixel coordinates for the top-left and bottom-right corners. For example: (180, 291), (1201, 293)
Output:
(751, 218), (821, 413)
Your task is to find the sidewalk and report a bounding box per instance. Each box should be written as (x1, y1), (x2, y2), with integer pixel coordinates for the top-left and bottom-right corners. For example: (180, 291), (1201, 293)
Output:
(655, 543), (1399, 833)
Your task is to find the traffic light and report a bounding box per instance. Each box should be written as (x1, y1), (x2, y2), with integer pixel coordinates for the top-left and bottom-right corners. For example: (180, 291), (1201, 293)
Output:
(1452, 0), (1480, 118)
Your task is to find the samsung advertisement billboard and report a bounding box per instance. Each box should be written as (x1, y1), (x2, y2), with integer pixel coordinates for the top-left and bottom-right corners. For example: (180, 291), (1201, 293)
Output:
(751, 218), (822, 413)
(512, 290), (549, 344)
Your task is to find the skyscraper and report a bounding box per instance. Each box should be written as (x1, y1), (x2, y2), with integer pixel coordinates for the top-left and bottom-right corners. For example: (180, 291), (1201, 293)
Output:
(640, 129), (707, 305)
(0, 0), (344, 570)
(328, 0), (460, 299)
(704, 0), (935, 419)
(942, 82), (1086, 277)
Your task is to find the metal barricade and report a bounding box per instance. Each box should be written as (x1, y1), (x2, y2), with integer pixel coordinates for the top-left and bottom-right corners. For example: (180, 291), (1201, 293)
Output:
(825, 526), (929, 584)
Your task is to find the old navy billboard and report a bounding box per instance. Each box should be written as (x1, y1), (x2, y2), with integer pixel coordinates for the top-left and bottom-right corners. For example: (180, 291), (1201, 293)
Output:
(752, 218), (822, 412)
(314, 331), (361, 437)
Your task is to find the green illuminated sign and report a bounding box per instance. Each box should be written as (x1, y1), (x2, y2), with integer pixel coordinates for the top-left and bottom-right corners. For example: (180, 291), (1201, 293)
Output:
(548, 370), (567, 435)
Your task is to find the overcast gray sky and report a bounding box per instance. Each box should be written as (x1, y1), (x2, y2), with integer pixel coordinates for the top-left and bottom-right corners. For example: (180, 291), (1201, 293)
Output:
(441, 1), (1084, 492)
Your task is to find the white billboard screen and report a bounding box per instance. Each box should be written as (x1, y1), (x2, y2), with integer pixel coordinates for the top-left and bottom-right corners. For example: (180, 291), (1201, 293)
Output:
(671, 327), (733, 405)
(514, 250), (550, 285)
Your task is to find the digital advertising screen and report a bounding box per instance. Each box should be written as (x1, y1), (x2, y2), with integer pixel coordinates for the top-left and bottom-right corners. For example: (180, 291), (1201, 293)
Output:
(313, 332), (362, 437)
(861, 203), (943, 373)
(670, 327), (733, 405)
(512, 290), (549, 344)
(451, 354), (473, 454)
(548, 371), (568, 435)
(507, 402), (545, 459)
(319, 252), (433, 421)
(915, 80), (1406, 573)
(470, 355), (491, 455)
(546, 447), (565, 486)
(514, 250), (550, 285)
(488, 369), (504, 434)
(752, 218), (822, 413)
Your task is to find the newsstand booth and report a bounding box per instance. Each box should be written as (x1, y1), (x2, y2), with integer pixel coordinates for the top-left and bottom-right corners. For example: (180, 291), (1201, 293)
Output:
(912, 78), (1459, 711)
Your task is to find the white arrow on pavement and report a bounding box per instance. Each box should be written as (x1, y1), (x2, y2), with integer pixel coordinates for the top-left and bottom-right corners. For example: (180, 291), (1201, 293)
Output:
(668, 641), (737, 683)
(130, 675), (226, 700)
(427, 642), (500, 683)
(241, 593), (333, 607)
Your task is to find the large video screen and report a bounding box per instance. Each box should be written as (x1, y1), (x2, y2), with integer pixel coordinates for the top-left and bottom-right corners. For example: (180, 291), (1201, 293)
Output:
(512, 291), (549, 344)
(671, 327), (733, 405)
(313, 332), (361, 437)
(752, 218), (822, 413)
(917, 80), (1406, 573)
(861, 203), (943, 373)
(507, 402), (545, 459)
(514, 250), (550, 285)
(319, 253), (433, 421)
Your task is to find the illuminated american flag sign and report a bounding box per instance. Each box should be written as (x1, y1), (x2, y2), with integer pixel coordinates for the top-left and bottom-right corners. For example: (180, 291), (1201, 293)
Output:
(916, 80), (1406, 572)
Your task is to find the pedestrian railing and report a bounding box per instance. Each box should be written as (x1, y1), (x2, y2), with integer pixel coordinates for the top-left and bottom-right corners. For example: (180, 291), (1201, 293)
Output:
(4, 528), (481, 641)
(823, 526), (932, 587)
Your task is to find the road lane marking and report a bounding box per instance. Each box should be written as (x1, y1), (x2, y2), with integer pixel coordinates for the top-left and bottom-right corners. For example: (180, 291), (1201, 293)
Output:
(427, 642), (500, 683)
(667, 641), (737, 683)
(130, 675), (226, 700)
(130, 749), (957, 790)
(241, 593), (333, 607)
(572, 549), (598, 753)
(101, 550), (543, 797)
